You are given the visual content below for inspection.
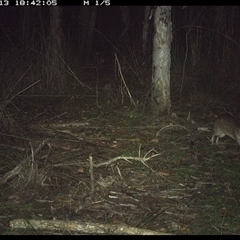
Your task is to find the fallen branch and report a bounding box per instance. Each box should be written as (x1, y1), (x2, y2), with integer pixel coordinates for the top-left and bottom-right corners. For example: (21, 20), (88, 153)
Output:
(10, 219), (172, 235)
(93, 150), (161, 168)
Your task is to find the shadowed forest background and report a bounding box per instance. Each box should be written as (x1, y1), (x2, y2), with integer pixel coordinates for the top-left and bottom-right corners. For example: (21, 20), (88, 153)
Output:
(1, 6), (240, 103)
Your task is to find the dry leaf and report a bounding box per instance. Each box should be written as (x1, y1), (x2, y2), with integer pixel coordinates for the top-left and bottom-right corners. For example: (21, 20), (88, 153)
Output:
(151, 138), (159, 143)
(157, 171), (171, 176)
(77, 167), (84, 173)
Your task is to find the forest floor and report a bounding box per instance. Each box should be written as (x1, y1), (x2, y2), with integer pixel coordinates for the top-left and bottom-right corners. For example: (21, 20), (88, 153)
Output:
(1, 92), (240, 235)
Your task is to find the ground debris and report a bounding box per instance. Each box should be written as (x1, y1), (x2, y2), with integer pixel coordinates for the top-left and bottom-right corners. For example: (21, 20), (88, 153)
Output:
(10, 219), (172, 235)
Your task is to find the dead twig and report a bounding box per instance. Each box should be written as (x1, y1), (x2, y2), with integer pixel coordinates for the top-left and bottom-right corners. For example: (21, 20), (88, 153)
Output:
(156, 124), (187, 137)
(75, 148), (161, 212)
(0, 138), (50, 185)
(115, 54), (137, 107)
(25, 141), (35, 186)
(2, 73), (40, 108)
(88, 154), (95, 196)
(58, 54), (92, 91)
(93, 151), (161, 168)
(76, 154), (96, 212)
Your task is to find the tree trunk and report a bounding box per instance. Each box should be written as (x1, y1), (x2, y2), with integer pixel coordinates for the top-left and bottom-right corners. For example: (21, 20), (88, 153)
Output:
(120, 6), (130, 43)
(46, 7), (65, 94)
(85, 7), (97, 55)
(79, 7), (97, 60)
(151, 6), (172, 116)
(21, 7), (34, 48)
(142, 6), (151, 56)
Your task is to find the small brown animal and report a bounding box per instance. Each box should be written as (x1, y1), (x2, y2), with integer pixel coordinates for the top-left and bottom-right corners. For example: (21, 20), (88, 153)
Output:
(211, 115), (240, 145)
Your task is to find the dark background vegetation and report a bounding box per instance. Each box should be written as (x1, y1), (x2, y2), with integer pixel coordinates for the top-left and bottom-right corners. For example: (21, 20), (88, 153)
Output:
(1, 6), (240, 104)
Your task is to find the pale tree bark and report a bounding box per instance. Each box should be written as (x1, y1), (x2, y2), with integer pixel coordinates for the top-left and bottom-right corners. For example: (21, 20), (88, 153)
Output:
(151, 6), (172, 116)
